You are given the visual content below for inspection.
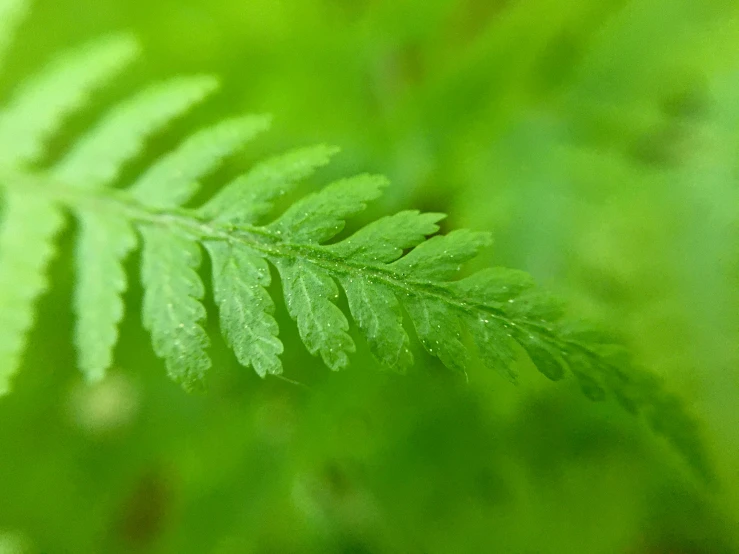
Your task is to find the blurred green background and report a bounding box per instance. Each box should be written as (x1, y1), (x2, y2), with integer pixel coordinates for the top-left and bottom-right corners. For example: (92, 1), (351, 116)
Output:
(1, 0), (739, 552)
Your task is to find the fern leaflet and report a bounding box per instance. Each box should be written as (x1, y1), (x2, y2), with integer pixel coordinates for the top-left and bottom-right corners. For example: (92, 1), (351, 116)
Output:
(140, 226), (211, 389)
(0, 34), (139, 167)
(0, 191), (62, 394)
(74, 209), (136, 382)
(205, 240), (283, 377)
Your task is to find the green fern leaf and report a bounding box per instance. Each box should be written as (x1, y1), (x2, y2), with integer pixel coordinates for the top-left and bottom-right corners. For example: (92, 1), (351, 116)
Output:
(270, 174), (388, 242)
(466, 313), (518, 382)
(514, 332), (566, 381)
(448, 267), (537, 304)
(403, 294), (468, 374)
(327, 210), (444, 263)
(140, 227), (210, 390)
(339, 276), (413, 372)
(0, 191), (64, 393)
(205, 241), (283, 377)
(275, 258), (355, 371)
(392, 229), (493, 279)
(73, 209), (136, 382)
(54, 76), (218, 188)
(0, 34), (138, 167)
(506, 289), (566, 324)
(201, 144), (339, 223)
(130, 114), (271, 208)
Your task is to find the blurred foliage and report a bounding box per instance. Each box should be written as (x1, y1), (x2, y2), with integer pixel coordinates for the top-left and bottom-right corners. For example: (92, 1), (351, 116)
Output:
(1, 0), (738, 552)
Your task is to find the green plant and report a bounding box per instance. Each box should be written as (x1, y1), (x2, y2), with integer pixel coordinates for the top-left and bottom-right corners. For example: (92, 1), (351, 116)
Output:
(0, 0), (709, 478)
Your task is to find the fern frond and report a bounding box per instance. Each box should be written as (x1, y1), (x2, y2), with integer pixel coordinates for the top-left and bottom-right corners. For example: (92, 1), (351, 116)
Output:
(0, 18), (712, 478)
